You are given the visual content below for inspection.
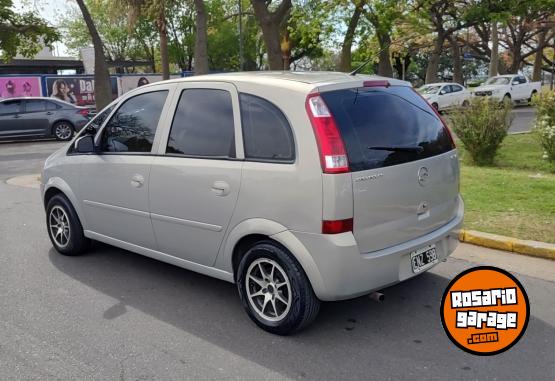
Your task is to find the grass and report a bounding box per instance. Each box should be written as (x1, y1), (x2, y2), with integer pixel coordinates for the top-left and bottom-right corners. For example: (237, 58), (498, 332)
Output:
(456, 133), (555, 243)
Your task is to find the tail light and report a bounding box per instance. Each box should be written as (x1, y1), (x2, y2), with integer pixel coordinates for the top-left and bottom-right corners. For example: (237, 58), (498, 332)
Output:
(76, 108), (90, 118)
(412, 88), (456, 148)
(322, 218), (353, 234)
(305, 93), (349, 173)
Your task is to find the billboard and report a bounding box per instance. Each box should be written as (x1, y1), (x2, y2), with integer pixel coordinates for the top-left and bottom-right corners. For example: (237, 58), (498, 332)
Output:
(45, 76), (118, 106)
(0, 76), (42, 99)
(118, 74), (181, 95)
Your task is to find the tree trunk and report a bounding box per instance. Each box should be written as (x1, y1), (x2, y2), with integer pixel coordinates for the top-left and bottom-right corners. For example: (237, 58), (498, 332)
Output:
(488, 22), (498, 77)
(75, 0), (111, 111)
(281, 27), (292, 70)
(377, 32), (393, 77)
(157, 2), (170, 80)
(250, 0), (292, 70)
(193, 0), (209, 74)
(338, 0), (365, 72)
(532, 29), (547, 81)
(449, 35), (463, 84)
(425, 35), (444, 84)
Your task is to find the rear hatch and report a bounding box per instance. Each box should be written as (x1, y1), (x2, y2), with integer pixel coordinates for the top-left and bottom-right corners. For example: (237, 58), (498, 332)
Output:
(320, 85), (460, 253)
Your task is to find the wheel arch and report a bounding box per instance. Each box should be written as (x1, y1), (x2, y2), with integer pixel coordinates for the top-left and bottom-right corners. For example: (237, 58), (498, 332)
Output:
(43, 178), (87, 230)
(216, 218), (326, 297)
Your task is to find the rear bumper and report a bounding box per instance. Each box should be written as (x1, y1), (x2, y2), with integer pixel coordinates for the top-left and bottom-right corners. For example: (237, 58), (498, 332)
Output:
(278, 196), (464, 301)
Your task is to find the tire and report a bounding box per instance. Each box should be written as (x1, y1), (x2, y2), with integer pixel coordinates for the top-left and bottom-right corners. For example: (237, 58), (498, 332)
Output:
(236, 241), (320, 335)
(462, 100), (469, 107)
(529, 90), (537, 104)
(52, 121), (75, 141)
(432, 102), (439, 111)
(46, 194), (90, 256)
(502, 94), (512, 107)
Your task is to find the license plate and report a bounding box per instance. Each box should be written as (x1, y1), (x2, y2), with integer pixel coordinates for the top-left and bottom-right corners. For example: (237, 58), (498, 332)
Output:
(410, 245), (438, 273)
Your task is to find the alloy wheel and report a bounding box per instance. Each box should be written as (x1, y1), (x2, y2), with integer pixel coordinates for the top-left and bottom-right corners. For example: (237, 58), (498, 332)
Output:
(49, 205), (71, 248)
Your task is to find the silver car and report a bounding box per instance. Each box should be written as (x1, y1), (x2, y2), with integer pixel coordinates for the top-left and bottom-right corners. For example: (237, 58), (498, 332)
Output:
(0, 97), (91, 141)
(41, 72), (463, 334)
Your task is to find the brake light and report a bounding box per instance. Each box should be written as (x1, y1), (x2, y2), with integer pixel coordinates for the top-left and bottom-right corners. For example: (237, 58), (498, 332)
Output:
(305, 93), (349, 173)
(363, 80), (390, 88)
(412, 88), (456, 148)
(77, 108), (90, 117)
(322, 218), (353, 234)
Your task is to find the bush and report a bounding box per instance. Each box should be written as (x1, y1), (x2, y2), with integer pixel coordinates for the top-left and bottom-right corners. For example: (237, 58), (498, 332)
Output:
(532, 90), (555, 163)
(449, 97), (513, 166)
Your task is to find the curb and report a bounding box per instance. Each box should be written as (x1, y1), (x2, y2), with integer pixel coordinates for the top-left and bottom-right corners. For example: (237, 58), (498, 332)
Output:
(459, 229), (555, 261)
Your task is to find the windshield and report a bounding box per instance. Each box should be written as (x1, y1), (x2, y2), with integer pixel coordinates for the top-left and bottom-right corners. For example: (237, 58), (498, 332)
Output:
(418, 85), (441, 94)
(485, 77), (511, 85)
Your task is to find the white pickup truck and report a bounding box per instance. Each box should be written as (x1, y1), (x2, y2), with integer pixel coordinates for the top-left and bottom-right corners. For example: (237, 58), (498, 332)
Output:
(472, 74), (541, 104)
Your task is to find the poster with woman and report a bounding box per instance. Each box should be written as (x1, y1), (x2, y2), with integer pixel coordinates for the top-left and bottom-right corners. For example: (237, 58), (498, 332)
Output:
(45, 76), (118, 106)
(0, 77), (42, 99)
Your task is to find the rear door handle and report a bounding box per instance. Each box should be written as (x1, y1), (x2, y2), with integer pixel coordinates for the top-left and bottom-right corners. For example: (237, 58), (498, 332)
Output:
(46, 111), (53, 115)
(211, 181), (230, 196)
(130, 174), (145, 188)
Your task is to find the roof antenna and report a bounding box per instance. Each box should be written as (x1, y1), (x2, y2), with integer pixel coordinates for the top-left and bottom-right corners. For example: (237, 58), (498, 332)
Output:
(349, 41), (395, 76)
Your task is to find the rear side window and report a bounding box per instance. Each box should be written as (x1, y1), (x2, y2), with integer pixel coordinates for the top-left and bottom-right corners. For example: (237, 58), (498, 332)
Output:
(320, 86), (454, 172)
(46, 101), (60, 111)
(239, 93), (294, 162)
(25, 100), (46, 113)
(101, 90), (168, 153)
(166, 89), (235, 158)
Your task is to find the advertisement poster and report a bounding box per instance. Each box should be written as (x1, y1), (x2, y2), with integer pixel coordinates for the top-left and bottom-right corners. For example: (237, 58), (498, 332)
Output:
(119, 75), (180, 95)
(0, 76), (42, 99)
(45, 76), (118, 106)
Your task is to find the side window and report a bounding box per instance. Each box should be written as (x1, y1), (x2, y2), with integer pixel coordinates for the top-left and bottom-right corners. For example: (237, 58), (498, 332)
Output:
(0, 100), (22, 115)
(450, 85), (462, 93)
(45, 101), (60, 111)
(90, 105), (115, 129)
(239, 93), (295, 162)
(440, 86), (451, 94)
(101, 91), (168, 153)
(518, 76), (527, 84)
(166, 89), (235, 158)
(25, 100), (46, 113)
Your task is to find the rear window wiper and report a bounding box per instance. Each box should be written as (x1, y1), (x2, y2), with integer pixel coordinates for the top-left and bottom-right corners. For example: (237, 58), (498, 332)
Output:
(368, 145), (424, 153)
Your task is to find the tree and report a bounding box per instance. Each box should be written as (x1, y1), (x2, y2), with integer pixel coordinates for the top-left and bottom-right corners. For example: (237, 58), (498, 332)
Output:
(193, 0), (209, 74)
(0, 0), (59, 61)
(338, 0), (367, 72)
(250, 0), (292, 69)
(75, 0), (112, 111)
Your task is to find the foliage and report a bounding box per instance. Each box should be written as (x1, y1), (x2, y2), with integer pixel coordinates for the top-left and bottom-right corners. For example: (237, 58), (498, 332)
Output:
(532, 90), (555, 163)
(450, 97), (513, 166)
(0, 0), (59, 61)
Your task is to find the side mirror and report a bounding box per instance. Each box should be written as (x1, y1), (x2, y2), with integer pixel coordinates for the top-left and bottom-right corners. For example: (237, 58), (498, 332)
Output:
(75, 135), (96, 153)
(512, 80), (519, 85)
(439, 90), (446, 95)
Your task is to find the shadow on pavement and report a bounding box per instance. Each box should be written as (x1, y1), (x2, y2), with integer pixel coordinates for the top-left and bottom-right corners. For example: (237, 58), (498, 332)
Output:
(48, 242), (554, 380)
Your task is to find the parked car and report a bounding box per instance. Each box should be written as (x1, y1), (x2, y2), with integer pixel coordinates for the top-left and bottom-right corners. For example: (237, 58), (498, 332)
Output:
(471, 74), (541, 104)
(41, 72), (463, 334)
(417, 82), (471, 111)
(0, 97), (91, 141)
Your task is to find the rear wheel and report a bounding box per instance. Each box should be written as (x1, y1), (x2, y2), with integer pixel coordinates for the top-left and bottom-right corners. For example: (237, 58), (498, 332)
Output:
(529, 90), (537, 103)
(236, 241), (320, 335)
(502, 94), (512, 107)
(432, 102), (439, 111)
(53, 121), (74, 141)
(46, 194), (90, 255)
(462, 100), (469, 107)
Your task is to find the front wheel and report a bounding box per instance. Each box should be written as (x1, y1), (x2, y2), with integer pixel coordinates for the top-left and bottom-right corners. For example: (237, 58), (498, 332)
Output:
(53, 121), (74, 141)
(502, 94), (512, 107)
(236, 241), (320, 335)
(462, 100), (469, 107)
(46, 194), (90, 255)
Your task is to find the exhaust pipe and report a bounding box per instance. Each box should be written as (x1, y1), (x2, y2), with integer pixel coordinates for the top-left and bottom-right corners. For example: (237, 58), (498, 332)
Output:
(369, 291), (385, 303)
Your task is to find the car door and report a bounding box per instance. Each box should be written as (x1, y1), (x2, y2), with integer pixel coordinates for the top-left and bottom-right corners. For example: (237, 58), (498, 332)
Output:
(19, 99), (50, 137)
(149, 82), (243, 267)
(450, 85), (464, 106)
(0, 99), (24, 138)
(78, 87), (173, 250)
(438, 85), (452, 109)
(511, 76), (525, 101)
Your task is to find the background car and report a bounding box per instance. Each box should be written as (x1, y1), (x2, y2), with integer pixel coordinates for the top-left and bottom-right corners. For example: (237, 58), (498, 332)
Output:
(471, 74), (541, 104)
(0, 97), (92, 141)
(417, 83), (471, 112)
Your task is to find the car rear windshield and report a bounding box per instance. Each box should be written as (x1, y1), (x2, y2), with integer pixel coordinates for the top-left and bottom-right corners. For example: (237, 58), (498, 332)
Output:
(320, 86), (454, 172)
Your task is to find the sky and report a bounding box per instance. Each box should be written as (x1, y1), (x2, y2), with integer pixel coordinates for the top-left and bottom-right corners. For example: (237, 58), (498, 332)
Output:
(12, 0), (73, 56)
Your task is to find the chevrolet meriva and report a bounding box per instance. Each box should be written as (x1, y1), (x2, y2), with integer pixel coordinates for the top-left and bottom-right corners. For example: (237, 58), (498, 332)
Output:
(42, 72), (463, 334)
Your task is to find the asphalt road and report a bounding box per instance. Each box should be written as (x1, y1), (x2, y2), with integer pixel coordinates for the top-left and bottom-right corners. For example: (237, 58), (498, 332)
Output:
(0, 140), (553, 380)
(510, 106), (536, 134)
